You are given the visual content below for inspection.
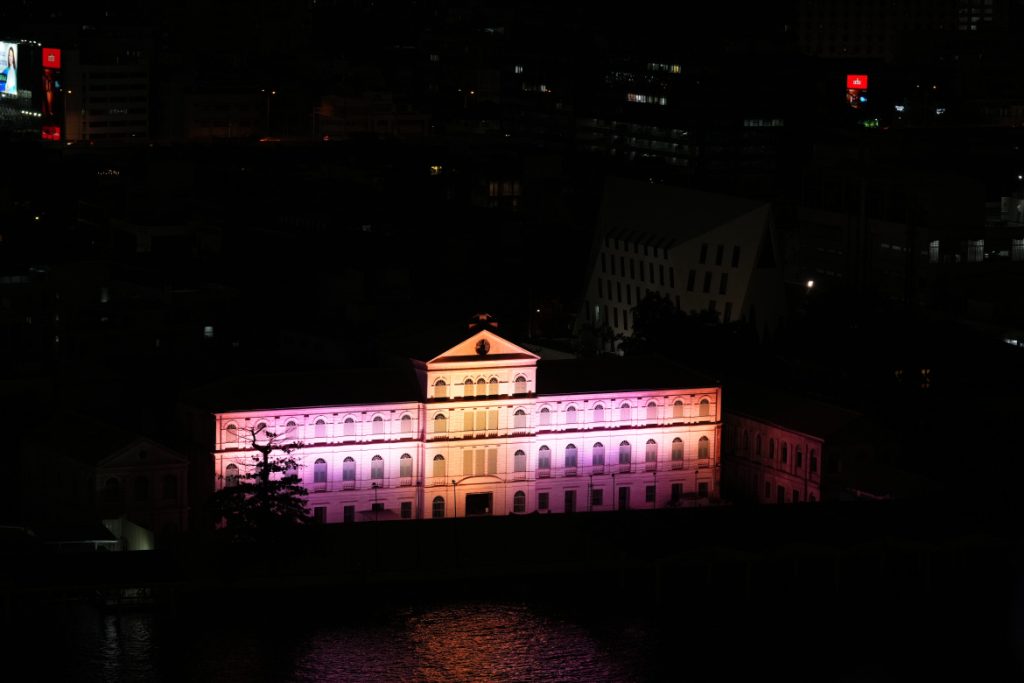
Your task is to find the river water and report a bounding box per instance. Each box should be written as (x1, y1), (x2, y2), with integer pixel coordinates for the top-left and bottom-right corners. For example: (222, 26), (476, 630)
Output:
(12, 595), (1023, 681)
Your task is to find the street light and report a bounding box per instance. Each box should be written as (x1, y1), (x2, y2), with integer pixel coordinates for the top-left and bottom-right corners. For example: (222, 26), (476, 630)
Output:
(452, 479), (458, 518)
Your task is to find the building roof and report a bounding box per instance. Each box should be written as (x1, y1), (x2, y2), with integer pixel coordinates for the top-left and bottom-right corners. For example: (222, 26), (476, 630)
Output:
(537, 356), (717, 395)
(725, 384), (864, 440)
(192, 365), (423, 414)
(598, 177), (767, 249)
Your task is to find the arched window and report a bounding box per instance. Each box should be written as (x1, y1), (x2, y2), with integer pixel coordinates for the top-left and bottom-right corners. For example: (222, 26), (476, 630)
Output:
(781, 443), (788, 464)
(565, 444), (578, 468)
(513, 409), (527, 429)
(489, 377), (499, 396)
(342, 417), (355, 436)
(162, 474), (177, 500)
(645, 439), (658, 462)
(539, 407), (551, 426)
(400, 453), (412, 477)
(619, 402), (631, 421)
(256, 421), (267, 436)
(769, 439), (776, 460)
(342, 457), (356, 481)
(514, 375), (527, 394)
(810, 449), (818, 474)
(566, 406), (577, 424)
(432, 496), (445, 518)
(432, 454), (445, 477)
(371, 455), (384, 479)
(538, 446), (551, 469)
(795, 447), (803, 468)
(315, 419), (327, 438)
(756, 434), (763, 457)
(514, 449), (527, 472)
(464, 378), (475, 398)
(225, 424), (238, 445)
(699, 398), (710, 417)
(646, 401), (658, 421)
(592, 442), (605, 467)
(672, 400), (684, 418)
(477, 378), (486, 396)
(698, 436), (710, 459)
(401, 414), (412, 432)
(671, 438), (683, 464)
(593, 404), (605, 422)
(513, 491), (526, 513)
(314, 458), (327, 491)
(433, 413), (447, 433)
(134, 476), (149, 502)
(434, 378), (447, 398)
(619, 440), (632, 464)
(372, 415), (384, 435)
(286, 421), (298, 439)
(225, 464), (240, 487)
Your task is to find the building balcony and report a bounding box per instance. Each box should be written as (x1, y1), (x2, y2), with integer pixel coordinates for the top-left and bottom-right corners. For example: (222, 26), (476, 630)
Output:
(590, 464), (606, 476)
(400, 476), (414, 487)
(510, 470), (528, 481)
(619, 463), (632, 474)
(671, 460), (684, 470)
(538, 468), (551, 479)
(342, 480), (356, 490)
(428, 477), (449, 487)
(314, 481), (327, 492)
(645, 461), (658, 472)
(564, 466), (577, 477)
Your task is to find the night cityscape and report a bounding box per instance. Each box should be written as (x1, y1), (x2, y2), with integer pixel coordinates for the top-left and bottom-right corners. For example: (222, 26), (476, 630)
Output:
(1, 1), (1023, 680)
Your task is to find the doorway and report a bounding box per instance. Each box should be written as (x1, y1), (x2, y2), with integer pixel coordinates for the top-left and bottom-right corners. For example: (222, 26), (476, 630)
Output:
(465, 492), (493, 516)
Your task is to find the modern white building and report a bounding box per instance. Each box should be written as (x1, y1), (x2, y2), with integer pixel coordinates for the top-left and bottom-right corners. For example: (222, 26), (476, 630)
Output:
(211, 326), (722, 522)
(580, 177), (785, 342)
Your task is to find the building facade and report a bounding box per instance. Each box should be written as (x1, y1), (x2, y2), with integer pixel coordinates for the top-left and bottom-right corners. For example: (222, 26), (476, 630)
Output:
(211, 328), (722, 522)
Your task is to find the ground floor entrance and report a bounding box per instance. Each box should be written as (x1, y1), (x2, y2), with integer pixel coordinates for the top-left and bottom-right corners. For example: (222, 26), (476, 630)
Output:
(465, 492), (493, 516)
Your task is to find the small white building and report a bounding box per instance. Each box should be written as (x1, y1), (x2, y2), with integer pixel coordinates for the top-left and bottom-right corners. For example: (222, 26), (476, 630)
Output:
(211, 327), (723, 522)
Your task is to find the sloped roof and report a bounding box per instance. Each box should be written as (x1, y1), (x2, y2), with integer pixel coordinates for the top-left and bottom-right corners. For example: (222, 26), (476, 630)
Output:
(598, 177), (767, 248)
(725, 384), (864, 439)
(537, 356), (717, 395)
(192, 365), (423, 414)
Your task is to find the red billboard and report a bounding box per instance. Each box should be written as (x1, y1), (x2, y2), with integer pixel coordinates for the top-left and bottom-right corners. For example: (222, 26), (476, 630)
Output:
(846, 74), (868, 90)
(42, 47), (61, 69)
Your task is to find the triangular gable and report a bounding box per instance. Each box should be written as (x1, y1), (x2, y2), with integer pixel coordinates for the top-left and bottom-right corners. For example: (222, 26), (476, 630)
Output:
(427, 329), (540, 365)
(97, 437), (189, 469)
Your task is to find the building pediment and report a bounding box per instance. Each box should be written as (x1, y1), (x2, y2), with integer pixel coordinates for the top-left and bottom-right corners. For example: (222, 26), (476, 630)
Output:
(97, 438), (188, 470)
(427, 329), (540, 367)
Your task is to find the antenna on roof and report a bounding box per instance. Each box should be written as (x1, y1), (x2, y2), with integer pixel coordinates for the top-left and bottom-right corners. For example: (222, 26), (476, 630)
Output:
(468, 312), (498, 331)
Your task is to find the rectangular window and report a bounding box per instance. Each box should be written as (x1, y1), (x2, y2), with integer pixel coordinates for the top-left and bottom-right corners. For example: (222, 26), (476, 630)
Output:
(793, 490), (801, 503)
(597, 278), (603, 298)
(732, 245), (741, 267)
(671, 483), (683, 501)
(715, 245), (724, 266)
(627, 285), (632, 306)
(699, 244), (708, 264)
(777, 485), (786, 504)
(538, 492), (549, 510)
(703, 272), (712, 293)
(649, 263), (654, 282)
(601, 253), (607, 272)
(765, 482), (771, 499)
(620, 256), (625, 275)
(646, 485), (656, 503)
(811, 455), (818, 474)
(669, 268), (675, 288)
(613, 307), (619, 328)
(564, 490), (576, 513)
(698, 482), (709, 497)
(371, 502), (384, 513)
(617, 282), (622, 303)
(343, 505), (355, 523)
(659, 265), (665, 286)
(401, 501), (412, 519)
(630, 259), (635, 279)
(487, 448), (498, 474)
(723, 302), (733, 323)
(313, 506), (327, 524)
(719, 273), (728, 295)
(687, 270), (696, 292)
(591, 488), (604, 506)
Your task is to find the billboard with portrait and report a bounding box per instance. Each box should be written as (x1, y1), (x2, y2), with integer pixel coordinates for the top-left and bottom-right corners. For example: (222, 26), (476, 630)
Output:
(0, 41), (18, 95)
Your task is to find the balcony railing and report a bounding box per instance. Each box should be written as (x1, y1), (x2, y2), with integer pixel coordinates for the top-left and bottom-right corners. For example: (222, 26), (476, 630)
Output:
(400, 476), (413, 487)
(590, 464), (606, 476)
(538, 468), (551, 479)
(619, 463), (632, 474)
(564, 466), (577, 477)
(645, 461), (658, 472)
(510, 470), (528, 481)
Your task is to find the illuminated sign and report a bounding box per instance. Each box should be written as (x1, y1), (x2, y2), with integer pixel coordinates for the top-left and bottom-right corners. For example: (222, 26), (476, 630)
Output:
(0, 41), (18, 95)
(847, 74), (868, 89)
(42, 48), (60, 69)
(41, 125), (61, 141)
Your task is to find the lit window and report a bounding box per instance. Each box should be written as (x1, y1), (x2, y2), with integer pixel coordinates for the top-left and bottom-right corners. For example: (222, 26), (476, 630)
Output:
(538, 446), (551, 469)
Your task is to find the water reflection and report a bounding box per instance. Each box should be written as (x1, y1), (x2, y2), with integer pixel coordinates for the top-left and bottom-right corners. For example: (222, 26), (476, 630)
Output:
(290, 604), (640, 683)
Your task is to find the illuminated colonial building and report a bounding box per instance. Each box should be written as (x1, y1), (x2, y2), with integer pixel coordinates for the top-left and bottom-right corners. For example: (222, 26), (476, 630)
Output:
(211, 326), (722, 522)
